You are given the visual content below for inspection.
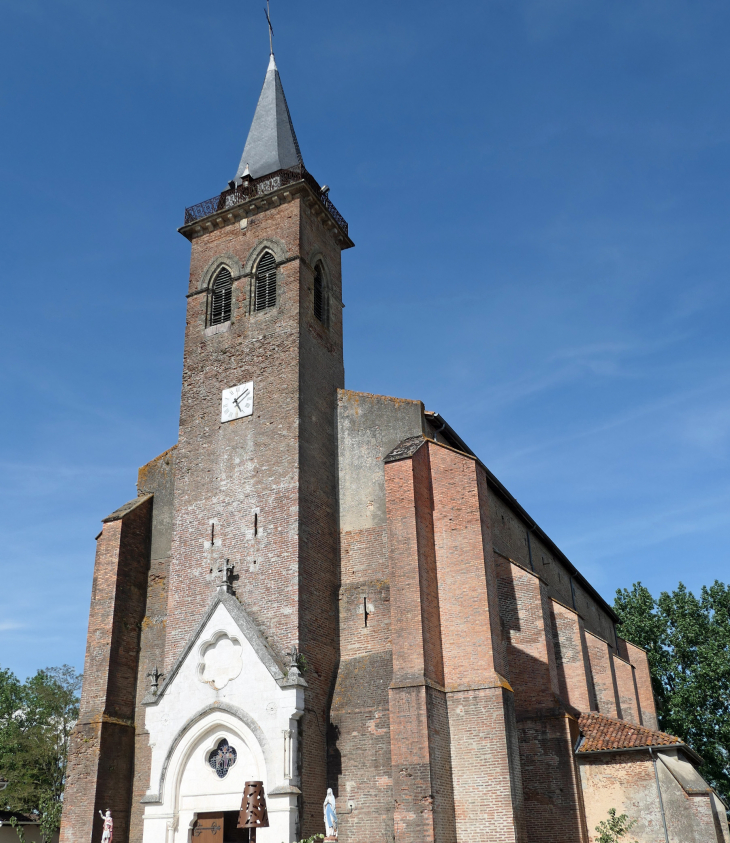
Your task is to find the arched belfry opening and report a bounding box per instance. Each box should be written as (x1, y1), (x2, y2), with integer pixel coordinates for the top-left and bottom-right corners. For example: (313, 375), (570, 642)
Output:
(313, 262), (328, 326)
(254, 252), (277, 312)
(209, 266), (233, 326)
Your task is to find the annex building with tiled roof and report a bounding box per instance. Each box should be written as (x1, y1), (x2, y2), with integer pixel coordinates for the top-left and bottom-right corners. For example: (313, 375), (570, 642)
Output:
(58, 42), (729, 843)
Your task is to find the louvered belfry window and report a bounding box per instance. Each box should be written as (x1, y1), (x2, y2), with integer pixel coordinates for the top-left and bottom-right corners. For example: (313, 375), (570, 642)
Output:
(313, 263), (326, 324)
(255, 252), (277, 311)
(209, 266), (233, 325)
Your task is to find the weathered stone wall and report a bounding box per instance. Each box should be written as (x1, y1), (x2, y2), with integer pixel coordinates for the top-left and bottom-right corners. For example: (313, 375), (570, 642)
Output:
(331, 391), (425, 842)
(578, 750), (728, 843)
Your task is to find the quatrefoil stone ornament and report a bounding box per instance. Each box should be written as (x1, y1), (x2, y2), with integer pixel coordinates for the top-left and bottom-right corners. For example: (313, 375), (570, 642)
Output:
(198, 632), (243, 690)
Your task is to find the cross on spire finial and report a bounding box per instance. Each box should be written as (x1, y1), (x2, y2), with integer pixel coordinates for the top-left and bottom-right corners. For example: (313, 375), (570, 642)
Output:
(264, 0), (274, 56)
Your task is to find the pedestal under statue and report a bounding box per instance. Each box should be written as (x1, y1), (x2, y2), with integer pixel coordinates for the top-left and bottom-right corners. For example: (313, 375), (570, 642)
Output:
(323, 788), (337, 840)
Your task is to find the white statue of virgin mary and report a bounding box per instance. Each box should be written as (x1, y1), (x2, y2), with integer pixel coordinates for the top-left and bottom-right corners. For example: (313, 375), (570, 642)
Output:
(323, 788), (338, 839)
(98, 810), (113, 843)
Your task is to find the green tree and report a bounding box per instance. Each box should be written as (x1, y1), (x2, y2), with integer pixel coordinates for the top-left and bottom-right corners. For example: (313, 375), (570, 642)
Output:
(8, 817), (26, 843)
(614, 581), (730, 803)
(0, 665), (82, 842)
(594, 807), (637, 843)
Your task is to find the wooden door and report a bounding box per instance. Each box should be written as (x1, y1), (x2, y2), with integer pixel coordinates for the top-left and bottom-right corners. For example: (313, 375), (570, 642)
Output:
(191, 812), (224, 843)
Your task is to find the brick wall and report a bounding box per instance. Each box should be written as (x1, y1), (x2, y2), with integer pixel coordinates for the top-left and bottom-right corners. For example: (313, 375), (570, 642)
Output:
(383, 439), (533, 843)
(550, 599), (594, 712)
(488, 494), (616, 645)
(495, 556), (560, 713)
(385, 444), (451, 843)
(585, 631), (620, 718)
(611, 654), (642, 726)
(160, 185), (346, 837)
(516, 714), (587, 843)
(129, 448), (176, 843)
(495, 557), (587, 842)
(578, 750), (727, 843)
(60, 496), (152, 843)
(620, 638), (658, 730)
(579, 752), (663, 843)
(428, 445), (524, 842)
(331, 391), (426, 842)
(297, 199), (346, 833)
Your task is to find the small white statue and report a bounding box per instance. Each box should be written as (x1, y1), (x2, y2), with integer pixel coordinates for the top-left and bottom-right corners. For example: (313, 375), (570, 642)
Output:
(99, 810), (113, 843)
(323, 788), (337, 839)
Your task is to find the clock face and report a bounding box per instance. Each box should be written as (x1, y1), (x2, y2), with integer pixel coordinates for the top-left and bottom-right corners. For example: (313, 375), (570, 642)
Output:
(221, 381), (253, 423)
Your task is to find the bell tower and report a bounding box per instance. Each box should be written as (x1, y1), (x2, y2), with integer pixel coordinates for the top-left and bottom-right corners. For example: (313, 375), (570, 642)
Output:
(164, 51), (353, 834)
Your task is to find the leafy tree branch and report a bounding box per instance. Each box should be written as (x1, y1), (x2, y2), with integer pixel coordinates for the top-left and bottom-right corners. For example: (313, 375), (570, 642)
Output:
(0, 665), (82, 842)
(614, 581), (730, 803)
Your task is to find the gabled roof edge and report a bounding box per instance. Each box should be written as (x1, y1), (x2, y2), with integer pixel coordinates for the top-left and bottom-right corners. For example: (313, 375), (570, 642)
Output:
(143, 590), (287, 706)
(102, 493), (153, 523)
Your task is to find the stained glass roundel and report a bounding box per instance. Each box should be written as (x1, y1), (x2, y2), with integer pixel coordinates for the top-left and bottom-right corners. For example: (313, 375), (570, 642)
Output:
(208, 738), (237, 778)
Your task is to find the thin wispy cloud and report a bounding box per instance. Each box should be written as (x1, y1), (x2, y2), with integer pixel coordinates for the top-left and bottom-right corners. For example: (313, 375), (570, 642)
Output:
(564, 492), (730, 559)
(488, 376), (730, 470)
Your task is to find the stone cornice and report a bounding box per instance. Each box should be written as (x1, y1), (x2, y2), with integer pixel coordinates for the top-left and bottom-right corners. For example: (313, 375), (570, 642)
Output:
(178, 179), (354, 250)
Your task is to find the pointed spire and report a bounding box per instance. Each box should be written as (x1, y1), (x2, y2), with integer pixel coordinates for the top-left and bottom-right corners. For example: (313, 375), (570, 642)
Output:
(235, 54), (304, 180)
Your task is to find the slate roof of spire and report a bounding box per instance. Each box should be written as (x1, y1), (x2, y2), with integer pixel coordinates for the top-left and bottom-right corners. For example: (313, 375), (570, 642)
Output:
(236, 54), (304, 180)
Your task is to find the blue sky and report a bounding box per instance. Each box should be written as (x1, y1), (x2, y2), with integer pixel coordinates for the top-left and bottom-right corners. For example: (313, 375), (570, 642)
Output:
(1, 0), (729, 680)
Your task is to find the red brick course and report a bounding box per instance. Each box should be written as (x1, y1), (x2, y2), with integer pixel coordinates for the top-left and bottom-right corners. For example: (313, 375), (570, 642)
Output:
(428, 445), (524, 842)
(584, 631), (620, 718)
(494, 557), (587, 841)
(620, 638), (658, 730)
(495, 556), (560, 714)
(60, 496), (152, 843)
(130, 448), (176, 843)
(611, 653), (642, 726)
(516, 713), (588, 843)
(550, 599), (594, 713)
(385, 445), (452, 842)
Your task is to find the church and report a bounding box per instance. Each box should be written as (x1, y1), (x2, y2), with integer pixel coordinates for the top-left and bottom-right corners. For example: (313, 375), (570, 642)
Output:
(59, 43), (729, 843)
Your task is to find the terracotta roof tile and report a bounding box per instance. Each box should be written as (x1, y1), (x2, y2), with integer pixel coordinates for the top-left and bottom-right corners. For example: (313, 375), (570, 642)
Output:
(577, 712), (682, 753)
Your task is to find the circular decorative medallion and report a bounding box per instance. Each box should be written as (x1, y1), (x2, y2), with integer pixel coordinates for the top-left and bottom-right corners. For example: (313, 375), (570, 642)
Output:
(208, 738), (237, 778)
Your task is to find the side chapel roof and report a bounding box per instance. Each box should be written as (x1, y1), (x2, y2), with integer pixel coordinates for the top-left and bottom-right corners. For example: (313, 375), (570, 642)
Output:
(577, 711), (682, 754)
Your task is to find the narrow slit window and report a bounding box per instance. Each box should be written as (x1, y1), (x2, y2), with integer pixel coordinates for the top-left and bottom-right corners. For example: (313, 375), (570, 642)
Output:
(255, 252), (277, 311)
(209, 267), (233, 325)
(313, 263), (327, 324)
